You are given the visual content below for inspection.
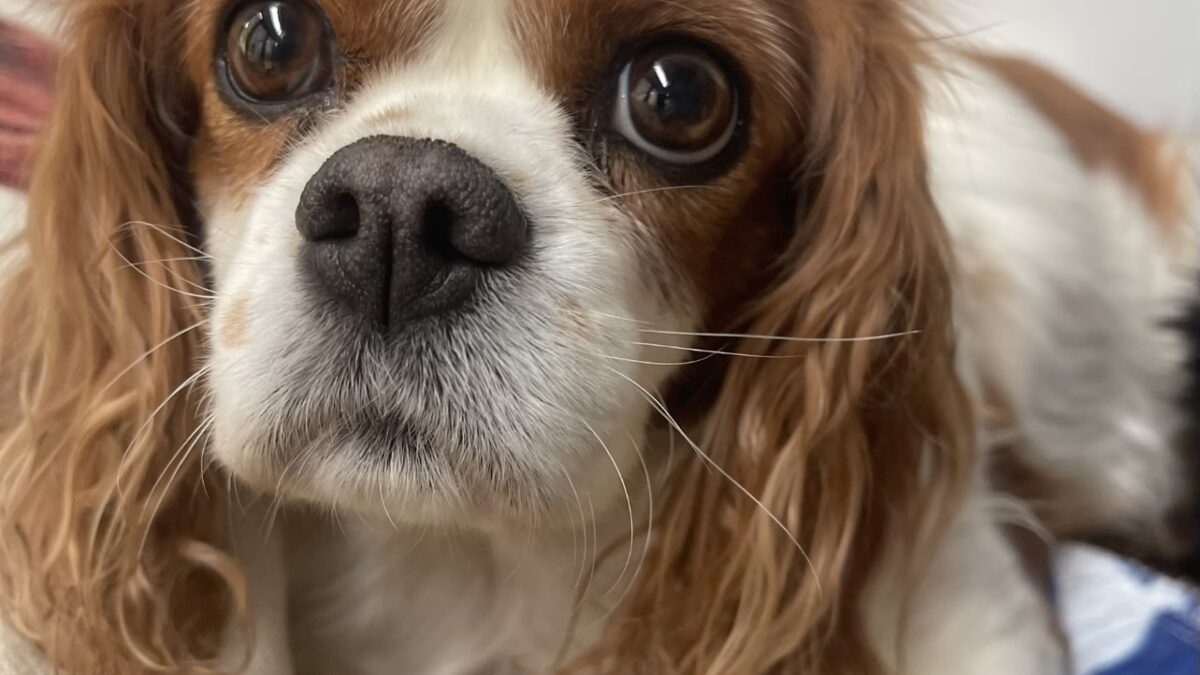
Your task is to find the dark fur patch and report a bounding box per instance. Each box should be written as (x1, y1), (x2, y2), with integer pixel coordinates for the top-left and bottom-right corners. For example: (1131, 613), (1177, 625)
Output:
(1178, 278), (1200, 580)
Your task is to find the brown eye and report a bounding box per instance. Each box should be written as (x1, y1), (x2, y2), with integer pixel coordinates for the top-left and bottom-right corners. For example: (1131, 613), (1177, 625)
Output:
(613, 45), (739, 165)
(222, 0), (333, 106)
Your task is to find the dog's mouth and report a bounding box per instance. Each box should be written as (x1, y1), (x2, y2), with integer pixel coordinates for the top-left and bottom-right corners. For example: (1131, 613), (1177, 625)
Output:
(206, 291), (661, 525)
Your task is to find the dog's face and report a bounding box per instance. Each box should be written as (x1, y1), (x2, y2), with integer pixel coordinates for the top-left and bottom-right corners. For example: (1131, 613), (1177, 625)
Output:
(8, 0), (972, 669)
(191, 0), (803, 526)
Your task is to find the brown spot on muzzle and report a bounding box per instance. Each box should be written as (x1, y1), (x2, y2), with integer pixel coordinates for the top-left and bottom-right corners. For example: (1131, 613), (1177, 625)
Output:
(560, 298), (591, 337)
(218, 296), (251, 350)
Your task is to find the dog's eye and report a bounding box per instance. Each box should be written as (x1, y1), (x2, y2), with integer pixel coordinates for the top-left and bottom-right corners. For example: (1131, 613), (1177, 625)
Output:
(612, 45), (739, 166)
(221, 0), (333, 106)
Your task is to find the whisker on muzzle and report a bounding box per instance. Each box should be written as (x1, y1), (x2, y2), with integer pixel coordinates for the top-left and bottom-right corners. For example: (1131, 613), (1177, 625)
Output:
(107, 239), (217, 301)
(592, 185), (717, 203)
(634, 327), (921, 344)
(601, 364), (824, 597)
(582, 350), (718, 367)
(580, 419), (637, 600)
(121, 220), (213, 259)
(115, 364), (212, 500)
(103, 319), (210, 393)
(560, 307), (920, 345)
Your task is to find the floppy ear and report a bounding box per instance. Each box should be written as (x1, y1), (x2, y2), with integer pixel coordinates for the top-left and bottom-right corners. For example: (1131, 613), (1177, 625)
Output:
(585, 4), (974, 674)
(0, 3), (239, 672)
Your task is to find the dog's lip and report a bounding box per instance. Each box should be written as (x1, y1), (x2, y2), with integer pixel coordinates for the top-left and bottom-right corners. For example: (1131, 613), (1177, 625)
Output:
(249, 398), (439, 459)
(216, 410), (433, 494)
(348, 413), (435, 459)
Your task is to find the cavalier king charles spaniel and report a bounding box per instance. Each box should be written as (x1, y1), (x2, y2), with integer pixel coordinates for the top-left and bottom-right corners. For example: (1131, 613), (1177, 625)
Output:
(0, 1), (1196, 674)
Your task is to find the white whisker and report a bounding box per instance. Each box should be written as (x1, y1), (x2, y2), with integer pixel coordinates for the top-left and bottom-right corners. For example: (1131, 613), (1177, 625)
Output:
(582, 350), (716, 367)
(119, 256), (216, 295)
(121, 220), (213, 259)
(263, 446), (316, 541)
(138, 416), (214, 557)
(562, 472), (590, 592)
(581, 419), (636, 604)
(603, 365), (823, 596)
(636, 328), (921, 344)
(575, 309), (657, 325)
(144, 416), (213, 514)
(115, 365), (211, 498)
(103, 320), (209, 393)
(632, 341), (813, 360)
(582, 494), (599, 611)
(106, 240), (217, 300)
(594, 433), (654, 621)
(380, 479), (400, 531)
(593, 185), (715, 203)
(121, 255), (213, 267)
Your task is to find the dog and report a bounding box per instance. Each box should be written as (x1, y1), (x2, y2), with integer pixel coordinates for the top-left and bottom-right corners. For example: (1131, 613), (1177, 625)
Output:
(0, 1), (1195, 673)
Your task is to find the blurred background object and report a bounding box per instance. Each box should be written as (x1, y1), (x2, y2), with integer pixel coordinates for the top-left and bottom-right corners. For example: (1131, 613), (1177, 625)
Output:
(0, 19), (53, 189)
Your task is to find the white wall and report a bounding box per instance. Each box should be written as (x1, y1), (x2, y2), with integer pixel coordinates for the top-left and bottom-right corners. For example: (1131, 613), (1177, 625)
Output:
(0, 0), (53, 35)
(943, 0), (1200, 130)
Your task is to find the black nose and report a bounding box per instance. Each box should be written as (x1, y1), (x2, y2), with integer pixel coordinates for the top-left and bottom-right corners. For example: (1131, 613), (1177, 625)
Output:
(296, 136), (528, 330)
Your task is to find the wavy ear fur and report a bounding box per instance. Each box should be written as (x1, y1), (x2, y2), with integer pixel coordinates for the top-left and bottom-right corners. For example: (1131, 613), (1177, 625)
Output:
(582, 3), (973, 673)
(0, 2), (239, 672)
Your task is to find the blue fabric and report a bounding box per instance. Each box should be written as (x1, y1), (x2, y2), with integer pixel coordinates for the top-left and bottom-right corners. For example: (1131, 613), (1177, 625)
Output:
(1057, 546), (1199, 675)
(1096, 612), (1200, 675)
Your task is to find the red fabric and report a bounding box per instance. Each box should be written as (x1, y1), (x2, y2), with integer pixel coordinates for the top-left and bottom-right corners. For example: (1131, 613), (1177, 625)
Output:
(0, 20), (54, 190)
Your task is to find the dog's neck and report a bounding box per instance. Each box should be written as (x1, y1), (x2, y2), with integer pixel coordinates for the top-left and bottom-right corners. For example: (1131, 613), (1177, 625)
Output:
(263, 492), (646, 675)
(219, 425), (671, 675)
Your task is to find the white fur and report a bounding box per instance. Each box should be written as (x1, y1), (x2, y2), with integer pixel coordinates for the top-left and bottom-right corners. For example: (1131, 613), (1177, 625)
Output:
(864, 485), (1068, 674)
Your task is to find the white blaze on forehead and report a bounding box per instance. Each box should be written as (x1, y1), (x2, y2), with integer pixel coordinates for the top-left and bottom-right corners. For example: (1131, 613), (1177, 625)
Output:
(422, 0), (517, 71)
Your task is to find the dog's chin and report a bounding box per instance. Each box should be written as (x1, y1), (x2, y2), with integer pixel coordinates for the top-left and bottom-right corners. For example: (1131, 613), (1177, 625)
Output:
(210, 395), (650, 531)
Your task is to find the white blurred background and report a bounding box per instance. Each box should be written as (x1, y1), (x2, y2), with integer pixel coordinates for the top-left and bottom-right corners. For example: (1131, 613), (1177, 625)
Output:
(943, 0), (1200, 130)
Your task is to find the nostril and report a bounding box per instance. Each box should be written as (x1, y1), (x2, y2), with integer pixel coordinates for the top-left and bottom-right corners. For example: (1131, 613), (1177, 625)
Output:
(324, 192), (362, 240)
(421, 198), (461, 262)
(298, 188), (364, 242)
(420, 191), (527, 268)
